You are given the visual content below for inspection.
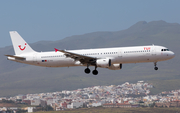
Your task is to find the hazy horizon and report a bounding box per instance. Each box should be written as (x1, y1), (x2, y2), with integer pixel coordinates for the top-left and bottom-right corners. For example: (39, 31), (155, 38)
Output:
(0, 0), (180, 47)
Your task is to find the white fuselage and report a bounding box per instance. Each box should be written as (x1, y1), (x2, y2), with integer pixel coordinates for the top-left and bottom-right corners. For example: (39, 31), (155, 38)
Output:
(8, 45), (175, 68)
(7, 31), (175, 75)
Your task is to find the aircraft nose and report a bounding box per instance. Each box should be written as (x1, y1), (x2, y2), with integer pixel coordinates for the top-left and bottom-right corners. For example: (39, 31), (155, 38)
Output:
(170, 51), (175, 58)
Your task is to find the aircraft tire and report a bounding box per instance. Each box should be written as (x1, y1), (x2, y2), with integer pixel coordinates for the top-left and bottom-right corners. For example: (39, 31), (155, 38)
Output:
(154, 67), (158, 70)
(85, 68), (90, 74)
(92, 70), (98, 75)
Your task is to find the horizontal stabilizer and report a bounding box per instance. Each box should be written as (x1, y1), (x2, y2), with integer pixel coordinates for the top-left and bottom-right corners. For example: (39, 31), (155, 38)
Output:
(5, 55), (26, 60)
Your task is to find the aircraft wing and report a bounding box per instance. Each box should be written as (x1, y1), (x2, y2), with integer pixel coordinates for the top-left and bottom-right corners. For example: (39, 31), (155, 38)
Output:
(55, 48), (97, 65)
(5, 55), (26, 60)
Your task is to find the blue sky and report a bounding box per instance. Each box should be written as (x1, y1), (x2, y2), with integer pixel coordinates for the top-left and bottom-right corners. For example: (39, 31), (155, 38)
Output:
(0, 0), (180, 47)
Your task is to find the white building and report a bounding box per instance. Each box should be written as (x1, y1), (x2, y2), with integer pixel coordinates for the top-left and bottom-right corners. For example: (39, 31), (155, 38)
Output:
(31, 99), (46, 106)
(28, 107), (36, 112)
(67, 101), (84, 109)
(92, 102), (102, 107)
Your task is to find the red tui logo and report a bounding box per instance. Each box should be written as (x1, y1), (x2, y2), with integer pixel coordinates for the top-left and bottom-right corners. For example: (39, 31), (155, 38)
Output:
(144, 47), (151, 50)
(18, 43), (27, 51)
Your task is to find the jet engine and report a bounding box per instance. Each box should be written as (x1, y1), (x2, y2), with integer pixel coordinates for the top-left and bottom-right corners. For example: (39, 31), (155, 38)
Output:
(96, 59), (111, 68)
(108, 64), (122, 70)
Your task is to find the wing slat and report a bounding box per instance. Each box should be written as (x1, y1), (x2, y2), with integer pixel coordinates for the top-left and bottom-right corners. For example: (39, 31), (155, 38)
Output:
(56, 49), (97, 65)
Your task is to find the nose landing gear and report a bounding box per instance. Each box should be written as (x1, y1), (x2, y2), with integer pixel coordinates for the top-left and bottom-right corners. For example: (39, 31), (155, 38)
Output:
(154, 62), (158, 70)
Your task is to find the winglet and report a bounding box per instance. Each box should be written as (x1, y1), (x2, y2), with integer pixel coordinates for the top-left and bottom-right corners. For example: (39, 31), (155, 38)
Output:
(54, 48), (59, 52)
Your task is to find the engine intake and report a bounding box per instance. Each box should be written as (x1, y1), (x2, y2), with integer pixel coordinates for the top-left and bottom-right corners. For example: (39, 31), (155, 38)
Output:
(96, 59), (111, 68)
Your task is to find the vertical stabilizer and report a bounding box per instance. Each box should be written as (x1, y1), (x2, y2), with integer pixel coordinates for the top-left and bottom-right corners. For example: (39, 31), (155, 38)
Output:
(9, 31), (36, 55)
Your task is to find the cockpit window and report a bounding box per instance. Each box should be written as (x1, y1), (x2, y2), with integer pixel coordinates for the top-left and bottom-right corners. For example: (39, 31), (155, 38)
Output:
(161, 49), (169, 51)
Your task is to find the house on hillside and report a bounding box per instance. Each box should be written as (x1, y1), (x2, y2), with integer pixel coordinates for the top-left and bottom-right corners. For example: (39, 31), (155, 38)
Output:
(67, 101), (84, 109)
(28, 107), (36, 113)
(31, 99), (46, 106)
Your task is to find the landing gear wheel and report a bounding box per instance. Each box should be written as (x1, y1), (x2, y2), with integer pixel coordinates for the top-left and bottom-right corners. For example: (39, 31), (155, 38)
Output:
(154, 62), (158, 71)
(84, 68), (90, 74)
(92, 70), (98, 75)
(154, 67), (158, 70)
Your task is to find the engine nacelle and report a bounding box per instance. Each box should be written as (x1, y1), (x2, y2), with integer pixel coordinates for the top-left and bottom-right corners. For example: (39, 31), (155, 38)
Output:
(108, 64), (122, 70)
(96, 59), (111, 68)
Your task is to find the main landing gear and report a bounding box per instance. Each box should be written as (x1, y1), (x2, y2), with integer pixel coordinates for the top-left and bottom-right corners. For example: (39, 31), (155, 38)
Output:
(154, 62), (158, 70)
(84, 68), (90, 74)
(84, 65), (98, 75)
(92, 66), (98, 75)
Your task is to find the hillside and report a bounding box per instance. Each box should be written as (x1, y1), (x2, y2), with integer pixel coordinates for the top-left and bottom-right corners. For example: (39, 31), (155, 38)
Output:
(35, 107), (180, 113)
(0, 20), (180, 97)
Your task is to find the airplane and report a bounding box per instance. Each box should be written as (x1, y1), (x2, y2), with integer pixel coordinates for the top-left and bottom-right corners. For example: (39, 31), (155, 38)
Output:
(6, 31), (175, 75)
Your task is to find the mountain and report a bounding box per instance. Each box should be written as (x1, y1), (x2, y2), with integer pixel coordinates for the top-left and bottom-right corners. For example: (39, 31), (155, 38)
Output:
(0, 20), (180, 97)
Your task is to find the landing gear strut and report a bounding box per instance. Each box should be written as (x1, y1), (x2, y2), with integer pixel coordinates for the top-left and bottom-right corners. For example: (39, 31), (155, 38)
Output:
(92, 66), (98, 75)
(84, 64), (90, 74)
(154, 62), (158, 70)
